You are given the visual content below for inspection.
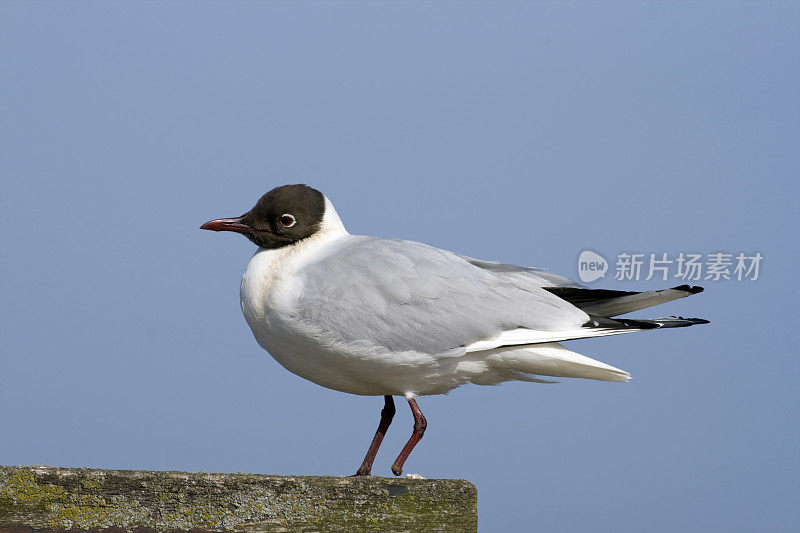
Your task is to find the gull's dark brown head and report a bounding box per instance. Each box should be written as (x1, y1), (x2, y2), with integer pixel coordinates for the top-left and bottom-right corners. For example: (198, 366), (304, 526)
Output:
(201, 184), (326, 249)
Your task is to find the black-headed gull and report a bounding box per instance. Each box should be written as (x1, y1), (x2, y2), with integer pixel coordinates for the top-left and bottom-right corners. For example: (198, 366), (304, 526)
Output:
(201, 184), (708, 476)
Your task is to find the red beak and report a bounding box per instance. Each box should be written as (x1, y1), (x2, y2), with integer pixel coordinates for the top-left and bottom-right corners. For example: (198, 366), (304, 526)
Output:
(199, 216), (253, 235)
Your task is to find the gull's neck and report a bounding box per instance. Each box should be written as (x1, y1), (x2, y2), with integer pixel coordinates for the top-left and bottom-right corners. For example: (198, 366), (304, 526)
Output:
(317, 195), (349, 237)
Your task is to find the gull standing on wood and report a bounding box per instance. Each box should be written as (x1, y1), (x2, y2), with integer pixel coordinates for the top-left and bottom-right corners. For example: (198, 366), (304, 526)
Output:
(201, 184), (708, 476)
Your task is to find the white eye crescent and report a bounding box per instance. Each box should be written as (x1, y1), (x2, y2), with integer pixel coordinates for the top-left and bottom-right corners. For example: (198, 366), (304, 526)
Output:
(279, 214), (296, 228)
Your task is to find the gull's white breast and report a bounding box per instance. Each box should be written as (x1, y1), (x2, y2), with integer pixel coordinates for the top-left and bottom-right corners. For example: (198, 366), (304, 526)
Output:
(239, 237), (456, 396)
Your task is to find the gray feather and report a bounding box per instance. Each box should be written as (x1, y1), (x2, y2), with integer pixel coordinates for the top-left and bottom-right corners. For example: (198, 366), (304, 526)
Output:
(292, 237), (589, 355)
(459, 255), (584, 288)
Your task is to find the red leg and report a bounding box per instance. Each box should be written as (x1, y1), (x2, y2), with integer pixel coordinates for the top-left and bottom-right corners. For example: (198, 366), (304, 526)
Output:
(354, 395), (395, 476)
(391, 396), (427, 476)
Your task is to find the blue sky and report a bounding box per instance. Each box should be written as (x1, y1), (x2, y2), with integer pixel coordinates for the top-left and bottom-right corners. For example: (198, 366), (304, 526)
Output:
(1, 2), (798, 531)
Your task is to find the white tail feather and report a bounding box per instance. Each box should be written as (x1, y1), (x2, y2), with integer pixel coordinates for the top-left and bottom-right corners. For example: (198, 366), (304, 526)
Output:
(485, 342), (631, 382)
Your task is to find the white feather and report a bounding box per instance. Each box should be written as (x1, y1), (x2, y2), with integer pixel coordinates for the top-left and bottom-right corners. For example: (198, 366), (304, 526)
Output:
(465, 326), (643, 352)
(483, 343), (630, 382)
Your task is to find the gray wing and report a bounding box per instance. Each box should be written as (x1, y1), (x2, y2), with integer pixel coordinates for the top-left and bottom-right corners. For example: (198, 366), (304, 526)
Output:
(458, 255), (585, 288)
(292, 236), (589, 355)
(461, 255), (706, 317)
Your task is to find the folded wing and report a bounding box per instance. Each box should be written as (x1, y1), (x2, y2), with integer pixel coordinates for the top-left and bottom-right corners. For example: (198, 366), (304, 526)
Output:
(293, 237), (590, 356)
(292, 240), (707, 384)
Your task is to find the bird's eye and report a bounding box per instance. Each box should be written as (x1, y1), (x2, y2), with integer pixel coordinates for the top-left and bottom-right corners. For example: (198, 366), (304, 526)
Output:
(279, 214), (296, 228)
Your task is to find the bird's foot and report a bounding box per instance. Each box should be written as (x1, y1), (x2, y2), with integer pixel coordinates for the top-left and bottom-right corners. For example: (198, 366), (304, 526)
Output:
(351, 467), (372, 477)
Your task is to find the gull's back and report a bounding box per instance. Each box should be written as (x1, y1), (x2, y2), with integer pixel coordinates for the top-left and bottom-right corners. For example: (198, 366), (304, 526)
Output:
(292, 235), (590, 356)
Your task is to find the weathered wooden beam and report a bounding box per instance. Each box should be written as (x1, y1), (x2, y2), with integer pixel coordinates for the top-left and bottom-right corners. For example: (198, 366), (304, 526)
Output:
(0, 466), (477, 532)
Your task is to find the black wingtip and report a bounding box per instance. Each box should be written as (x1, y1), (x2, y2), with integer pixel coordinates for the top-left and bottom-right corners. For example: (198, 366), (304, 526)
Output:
(666, 316), (711, 326)
(582, 316), (661, 330)
(673, 284), (704, 294)
(584, 315), (710, 330)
